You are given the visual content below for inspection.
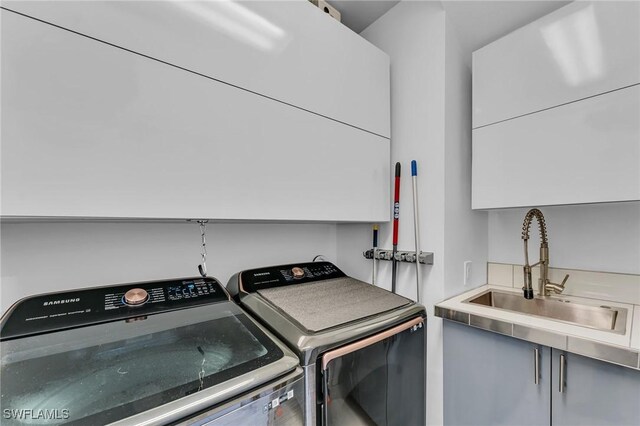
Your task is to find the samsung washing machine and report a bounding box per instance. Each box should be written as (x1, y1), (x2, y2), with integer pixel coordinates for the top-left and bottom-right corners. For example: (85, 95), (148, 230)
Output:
(227, 261), (426, 426)
(0, 276), (304, 425)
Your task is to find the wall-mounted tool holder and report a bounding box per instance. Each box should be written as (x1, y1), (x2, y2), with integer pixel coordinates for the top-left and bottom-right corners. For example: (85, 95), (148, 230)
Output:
(363, 249), (433, 265)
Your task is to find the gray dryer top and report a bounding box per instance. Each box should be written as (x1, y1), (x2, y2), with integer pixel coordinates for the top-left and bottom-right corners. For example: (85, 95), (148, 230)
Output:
(257, 277), (412, 333)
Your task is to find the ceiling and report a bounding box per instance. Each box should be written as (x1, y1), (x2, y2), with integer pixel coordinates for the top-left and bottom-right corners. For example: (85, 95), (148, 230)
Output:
(328, 0), (400, 33)
(328, 0), (571, 54)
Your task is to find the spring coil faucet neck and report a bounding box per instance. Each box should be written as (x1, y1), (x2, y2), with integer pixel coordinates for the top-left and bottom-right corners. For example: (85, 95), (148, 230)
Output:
(521, 209), (569, 299)
(522, 208), (548, 244)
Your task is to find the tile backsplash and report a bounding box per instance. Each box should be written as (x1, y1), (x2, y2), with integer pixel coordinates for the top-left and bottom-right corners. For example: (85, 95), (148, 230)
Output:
(487, 263), (513, 287)
(488, 262), (640, 305)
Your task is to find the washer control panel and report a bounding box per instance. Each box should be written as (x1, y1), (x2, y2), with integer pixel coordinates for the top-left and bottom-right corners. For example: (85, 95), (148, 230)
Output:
(1, 277), (227, 340)
(240, 262), (346, 293)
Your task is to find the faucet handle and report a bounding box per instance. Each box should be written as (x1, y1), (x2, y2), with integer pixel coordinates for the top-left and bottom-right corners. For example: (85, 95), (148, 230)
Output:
(545, 274), (570, 295)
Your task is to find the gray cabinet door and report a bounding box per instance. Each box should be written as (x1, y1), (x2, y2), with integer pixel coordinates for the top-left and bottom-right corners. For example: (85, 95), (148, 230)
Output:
(443, 321), (550, 426)
(551, 349), (640, 425)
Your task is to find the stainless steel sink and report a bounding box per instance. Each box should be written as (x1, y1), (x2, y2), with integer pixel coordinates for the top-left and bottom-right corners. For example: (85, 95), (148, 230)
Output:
(464, 290), (627, 334)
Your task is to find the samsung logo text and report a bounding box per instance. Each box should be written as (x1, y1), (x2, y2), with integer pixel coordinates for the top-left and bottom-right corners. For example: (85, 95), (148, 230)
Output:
(43, 298), (80, 306)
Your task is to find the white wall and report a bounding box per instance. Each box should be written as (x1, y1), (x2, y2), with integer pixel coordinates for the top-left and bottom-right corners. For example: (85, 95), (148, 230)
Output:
(444, 13), (488, 299)
(488, 202), (640, 275)
(354, 3), (446, 425)
(346, 0), (446, 298)
(0, 221), (337, 312)
(339, 2), (488, 424)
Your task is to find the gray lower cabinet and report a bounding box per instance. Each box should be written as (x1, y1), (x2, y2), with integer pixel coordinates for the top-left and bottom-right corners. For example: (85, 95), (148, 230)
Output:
(443, 321), (551, 426)
(444, 321), (640, 426)
(551, 349), (640, 425)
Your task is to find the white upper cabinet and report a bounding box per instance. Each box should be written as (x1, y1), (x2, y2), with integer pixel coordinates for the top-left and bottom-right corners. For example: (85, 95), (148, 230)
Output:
(473, 1), (640, 129)
(2, 0), (390, 138)
(472, 1), (640, 209)
(473, 85), (639, 209)
(1, 5), (390, 221)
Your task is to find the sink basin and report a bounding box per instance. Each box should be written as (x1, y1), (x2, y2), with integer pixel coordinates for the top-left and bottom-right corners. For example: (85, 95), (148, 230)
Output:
(464, 290), (627, 334)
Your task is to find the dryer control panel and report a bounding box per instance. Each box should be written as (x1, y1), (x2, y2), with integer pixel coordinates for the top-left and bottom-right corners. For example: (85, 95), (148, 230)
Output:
(240, 262), (346, 293)
(1, 277), (228, 340)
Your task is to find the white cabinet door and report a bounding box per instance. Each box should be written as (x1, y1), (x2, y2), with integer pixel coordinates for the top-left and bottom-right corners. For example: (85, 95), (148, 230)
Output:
(1, 10), (390, 221)
(472, 85), (640, 209)
(2, 0), (390, 138)
(473, 1), (640, 129)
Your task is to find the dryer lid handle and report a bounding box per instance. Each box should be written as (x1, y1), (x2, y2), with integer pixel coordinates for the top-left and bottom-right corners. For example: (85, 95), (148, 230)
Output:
(320, 316), (424, 370)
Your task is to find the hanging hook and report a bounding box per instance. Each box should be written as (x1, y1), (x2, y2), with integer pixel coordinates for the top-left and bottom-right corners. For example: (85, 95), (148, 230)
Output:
(196, 220), (208, 277)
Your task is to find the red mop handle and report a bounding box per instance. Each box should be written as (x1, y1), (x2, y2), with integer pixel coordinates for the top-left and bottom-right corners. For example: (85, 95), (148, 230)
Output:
(393, 162), (401, 245)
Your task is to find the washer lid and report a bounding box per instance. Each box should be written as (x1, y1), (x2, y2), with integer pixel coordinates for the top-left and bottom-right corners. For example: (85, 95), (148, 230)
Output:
(0, 303), (291, 425)
(257, 276), (412, 333)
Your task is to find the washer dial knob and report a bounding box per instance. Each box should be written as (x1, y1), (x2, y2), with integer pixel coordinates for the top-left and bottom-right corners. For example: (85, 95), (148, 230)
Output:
(291, 267), (305, 279)
(124, 288), (149, 306)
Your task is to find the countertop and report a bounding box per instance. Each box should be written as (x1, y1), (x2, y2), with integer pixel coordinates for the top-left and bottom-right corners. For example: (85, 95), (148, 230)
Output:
(436, 284), (640, 370)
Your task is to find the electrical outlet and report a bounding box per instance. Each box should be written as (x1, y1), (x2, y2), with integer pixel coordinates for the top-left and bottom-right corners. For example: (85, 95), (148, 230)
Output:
(464, 261), (472, 286)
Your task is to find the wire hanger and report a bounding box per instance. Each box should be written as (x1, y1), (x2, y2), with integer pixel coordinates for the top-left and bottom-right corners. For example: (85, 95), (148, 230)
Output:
(197, 220), (208, 277)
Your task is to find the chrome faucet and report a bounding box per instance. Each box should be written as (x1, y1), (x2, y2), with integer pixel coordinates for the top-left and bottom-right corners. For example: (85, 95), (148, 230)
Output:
(521, 208), (569, 299)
